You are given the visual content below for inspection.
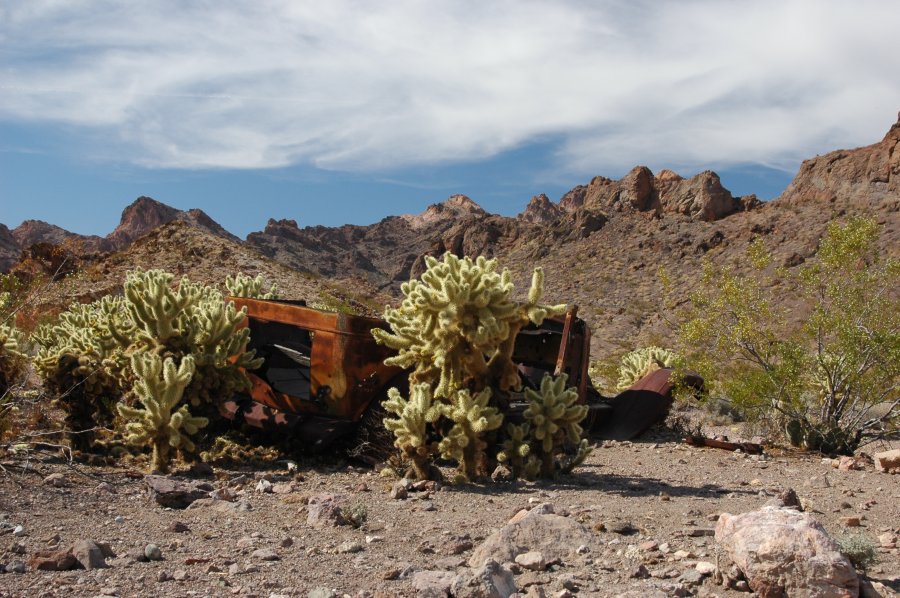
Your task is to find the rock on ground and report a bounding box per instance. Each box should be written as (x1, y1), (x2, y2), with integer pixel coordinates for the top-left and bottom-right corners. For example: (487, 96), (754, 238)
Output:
(715, 505), (859, 598)
(468, 512), (593, 568)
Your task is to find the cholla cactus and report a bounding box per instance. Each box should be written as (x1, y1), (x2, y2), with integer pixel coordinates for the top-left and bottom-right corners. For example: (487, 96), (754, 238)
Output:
(497, 422), (540, 480)
(113, 270), (262, 407)
(35, 269), (264, 450)
(0, 320), (26, 398)
(373, 253), (566, 399)
(225, 273), (279, 300)
(33, 296), (128, 447)
(437, 388), (503, 482)
(616, 346), (678, 391)
(523, 373), (591, 478)
(117, 353), (208, 473)
(383, 384), (444, 480)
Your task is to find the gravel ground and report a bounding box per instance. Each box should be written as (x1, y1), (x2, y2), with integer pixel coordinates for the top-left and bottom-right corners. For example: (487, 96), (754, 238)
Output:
(1, 427), (897, 598)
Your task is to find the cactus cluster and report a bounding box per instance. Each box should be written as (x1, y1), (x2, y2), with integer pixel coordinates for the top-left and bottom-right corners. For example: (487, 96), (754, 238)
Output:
(616, 346), (678, 391)
(523, 373), (591, 478)
(34, 269), (264, 469)
(375, 253), (590, 482)
(225, 273), (279, 300)
(118, 353), (208, 473)
(373, 253), (566, 399)
(0, 318), (27, 403)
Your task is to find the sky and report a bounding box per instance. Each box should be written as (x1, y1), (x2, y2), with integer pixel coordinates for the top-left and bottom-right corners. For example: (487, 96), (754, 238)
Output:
(2, 1), (899, 238)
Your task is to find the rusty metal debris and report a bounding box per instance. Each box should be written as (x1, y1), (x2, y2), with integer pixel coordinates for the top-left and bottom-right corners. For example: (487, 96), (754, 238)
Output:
(684, 435), (764, 455)
(223, 297), (700, 448)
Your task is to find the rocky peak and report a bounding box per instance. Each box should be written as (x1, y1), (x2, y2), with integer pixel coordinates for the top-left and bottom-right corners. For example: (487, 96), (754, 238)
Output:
(558, 185), (587, 212)
(777, 113), (900, 209)
(519, 194), (565, 223)
(0, 224), (19, 272)
(402, 194), (488, 230)
(106, 196), (237, 250)
(264, 218), (300, 233)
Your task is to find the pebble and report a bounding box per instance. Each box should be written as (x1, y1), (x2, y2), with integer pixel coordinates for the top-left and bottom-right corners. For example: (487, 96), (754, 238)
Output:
(308, 589), (336, 598)
(841, 516), (862, 527)
(8, 561), (26, 574)
(172, 569), (188, 581)
(251, 548), (281, 561)
(256, 479), (274, 493)
(335, 541), (364, 554)
(12, 525), (25, 537)
(114, 516), (125, 524)
(695, 561), (717, 575)
(514, 551), (546, 571)
(144, 544), (163, 561)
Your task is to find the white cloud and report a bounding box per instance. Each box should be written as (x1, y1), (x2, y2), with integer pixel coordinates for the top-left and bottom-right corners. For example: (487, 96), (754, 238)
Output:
(1, 0), (898, 177)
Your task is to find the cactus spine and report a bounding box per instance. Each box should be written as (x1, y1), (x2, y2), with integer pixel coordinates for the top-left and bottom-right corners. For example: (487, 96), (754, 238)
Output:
(117, 353), (208, 473)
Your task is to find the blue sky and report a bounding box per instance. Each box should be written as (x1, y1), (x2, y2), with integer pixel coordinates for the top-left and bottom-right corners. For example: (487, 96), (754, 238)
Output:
(2, 1), (899, 238)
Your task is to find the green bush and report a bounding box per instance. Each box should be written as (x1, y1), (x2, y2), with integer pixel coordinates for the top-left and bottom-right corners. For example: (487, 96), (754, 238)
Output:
(677, 218), (899, 454)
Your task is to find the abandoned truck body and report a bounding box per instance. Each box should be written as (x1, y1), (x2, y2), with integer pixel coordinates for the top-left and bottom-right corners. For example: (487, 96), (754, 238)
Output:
(223, 297), (687, 447)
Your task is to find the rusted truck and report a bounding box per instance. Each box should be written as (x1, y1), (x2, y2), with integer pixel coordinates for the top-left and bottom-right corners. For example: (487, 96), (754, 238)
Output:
(222, 297), (694, 449)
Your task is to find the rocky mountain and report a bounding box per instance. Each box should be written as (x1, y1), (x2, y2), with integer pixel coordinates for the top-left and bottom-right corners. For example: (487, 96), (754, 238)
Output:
(4, 115), (899, 361)
(0, 196), (238, 271)
(779, 113), (900, 210)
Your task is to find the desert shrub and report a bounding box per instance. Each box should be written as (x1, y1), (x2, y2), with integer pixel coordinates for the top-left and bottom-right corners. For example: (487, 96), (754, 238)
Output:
(34, 269), (263, 463)
(677, 218), (899, 454)
(835, 533), (878, 571)
(225, 273), (279, 299)
(616, 346), (679, 391)
(374, 253), (590, 481)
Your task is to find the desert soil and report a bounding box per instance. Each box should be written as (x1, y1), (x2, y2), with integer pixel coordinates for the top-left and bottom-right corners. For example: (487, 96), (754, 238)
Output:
(1, 424), (898, 598)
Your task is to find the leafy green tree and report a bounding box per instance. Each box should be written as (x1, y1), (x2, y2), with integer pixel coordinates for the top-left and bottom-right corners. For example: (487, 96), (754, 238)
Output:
(678, 217), (899, 454)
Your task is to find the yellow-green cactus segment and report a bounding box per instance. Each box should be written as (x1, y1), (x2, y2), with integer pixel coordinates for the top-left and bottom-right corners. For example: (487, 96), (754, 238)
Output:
(0, 320), (26, 397)
(496, 422), (531, 478)
(616, 346), (678, 391)
(437, 387), (503, 482)
(117, 352), (208, 473)
(523, 373), (589, 477)
(382, 384), (443, 480)
(373, 253), (566, 398)
(225, 273), (279, 300)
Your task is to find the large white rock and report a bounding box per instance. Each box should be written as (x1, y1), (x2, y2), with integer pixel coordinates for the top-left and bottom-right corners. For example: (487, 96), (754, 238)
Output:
(715, 506), (859, 598)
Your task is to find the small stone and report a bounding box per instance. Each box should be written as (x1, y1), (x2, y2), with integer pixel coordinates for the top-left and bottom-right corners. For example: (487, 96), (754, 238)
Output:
(679, 569), (704, 586)
(144, 544), (163, 561)
(514, 551), (546, 571)
(673, 549), (695, 560)
(390, 482), (408, 500)
(878, 532), (896, 548)
(172, 569), (188, 581)
(12, 525), (25, 537)
(280, 537), (294, 548)
(72, 539), (108, 570)
(630, 564), (651, 579)
(639, 540), (659, 551)
(307, 588), (337, 598)
(251, 548), (280, 561)
(157, 570), (171, 582)
(575, 544), (589, 554)
(874, 449), (900, 472)
(365, 535), (383, 544)
(255, 479), (273, 493)
(228, 563), (242, 576)
(167, 521), (190, 533)
(44, 473), (70, 488)
(841, 516), (862, 527)
(695, 561), (717, 575)
(114, 516), (125, 524)
(420, 500), (436, 512)
(335, 541), (363, 554)
(8, 561), (26, 574)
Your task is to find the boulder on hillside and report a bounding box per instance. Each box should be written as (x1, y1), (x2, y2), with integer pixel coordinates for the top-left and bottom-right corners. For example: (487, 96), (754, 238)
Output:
(715, 506), (859, 598)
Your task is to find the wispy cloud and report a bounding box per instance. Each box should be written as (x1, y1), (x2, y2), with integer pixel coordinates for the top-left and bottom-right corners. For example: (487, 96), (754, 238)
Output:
(1, 0), (898, 178)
